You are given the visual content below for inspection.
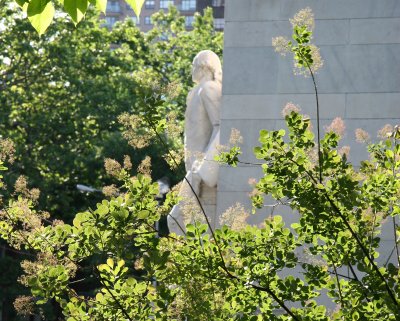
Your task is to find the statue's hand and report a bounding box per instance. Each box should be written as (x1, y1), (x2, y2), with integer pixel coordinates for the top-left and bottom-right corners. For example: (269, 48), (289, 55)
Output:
(191, 159), (202, 173)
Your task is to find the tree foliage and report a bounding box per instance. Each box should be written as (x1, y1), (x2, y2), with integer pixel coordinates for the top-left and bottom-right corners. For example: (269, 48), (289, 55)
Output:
(2, 111), (399, 320)
(1, 6), (399, 321)
(0, 3), (222, 217)
(0, 4), (222, 318)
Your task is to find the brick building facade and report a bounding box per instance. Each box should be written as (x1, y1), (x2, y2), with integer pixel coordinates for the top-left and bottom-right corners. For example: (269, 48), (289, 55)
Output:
(103, 0), (225, 31)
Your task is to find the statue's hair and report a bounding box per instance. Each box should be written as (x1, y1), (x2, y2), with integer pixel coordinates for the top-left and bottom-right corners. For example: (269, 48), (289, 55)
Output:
(193, 50), (222, 83)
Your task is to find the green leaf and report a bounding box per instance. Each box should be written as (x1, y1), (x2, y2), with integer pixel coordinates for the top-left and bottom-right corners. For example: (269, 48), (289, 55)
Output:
(64, 0), (88, 24)
(95, 0), (107, 13)
(107, 258), (114, 268)
(27, 0), (55, 35)
(97, 204), (109, 215)
(15, 0), (28, 8)
(125, 0), (145, 17)
(137, 210), (149, 219)
(385, 149), (394, 159)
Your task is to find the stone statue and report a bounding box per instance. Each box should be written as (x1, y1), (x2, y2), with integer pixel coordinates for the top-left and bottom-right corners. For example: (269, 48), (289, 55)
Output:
(168, 50), (222, 235)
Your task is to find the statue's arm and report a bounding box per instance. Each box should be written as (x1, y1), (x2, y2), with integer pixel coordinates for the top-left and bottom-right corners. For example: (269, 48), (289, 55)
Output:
(193, 81), (221, 187)
(200, 81), (221, 126)
(200, 81), (221, 152)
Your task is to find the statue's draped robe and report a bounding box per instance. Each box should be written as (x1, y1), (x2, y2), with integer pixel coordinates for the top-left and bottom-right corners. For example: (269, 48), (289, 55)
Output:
(168, 80), (222, 235)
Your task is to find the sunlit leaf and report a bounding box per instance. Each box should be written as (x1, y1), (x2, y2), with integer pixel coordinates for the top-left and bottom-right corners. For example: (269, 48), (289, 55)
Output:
(125, 0), (144, 17)
(95, 0), (107, 14)
(27, 0), (55, 35)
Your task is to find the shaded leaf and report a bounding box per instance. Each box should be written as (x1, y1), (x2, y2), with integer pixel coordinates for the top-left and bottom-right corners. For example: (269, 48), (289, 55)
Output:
(64, 0), (88, 24)
(15, 0), (28, 8)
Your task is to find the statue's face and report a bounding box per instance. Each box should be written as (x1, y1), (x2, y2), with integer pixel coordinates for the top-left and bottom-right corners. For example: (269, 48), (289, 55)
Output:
(191, 61), (202, 83)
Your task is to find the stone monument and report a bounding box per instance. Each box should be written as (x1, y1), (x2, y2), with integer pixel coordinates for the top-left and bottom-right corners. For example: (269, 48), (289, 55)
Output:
(213, 0), (400, 310)
(218, 0), (400, 265)
(168, 50), (223, 235)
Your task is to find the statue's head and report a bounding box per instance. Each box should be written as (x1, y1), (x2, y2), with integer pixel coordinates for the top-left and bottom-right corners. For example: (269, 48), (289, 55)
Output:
(192, 50), (222, 84)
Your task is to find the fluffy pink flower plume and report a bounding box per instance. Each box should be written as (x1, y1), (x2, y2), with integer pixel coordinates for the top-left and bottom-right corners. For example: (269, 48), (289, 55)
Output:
(325, 117), (346, 137)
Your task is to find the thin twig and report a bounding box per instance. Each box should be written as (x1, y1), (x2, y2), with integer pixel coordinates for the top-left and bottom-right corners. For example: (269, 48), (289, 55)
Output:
(297, 50), (322, 183)
(331, 259), (344, 306)
(307, 66), (322, 184)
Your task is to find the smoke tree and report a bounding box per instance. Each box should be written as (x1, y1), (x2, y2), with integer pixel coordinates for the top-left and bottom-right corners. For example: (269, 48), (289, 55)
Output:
(1, 7), (399, 321)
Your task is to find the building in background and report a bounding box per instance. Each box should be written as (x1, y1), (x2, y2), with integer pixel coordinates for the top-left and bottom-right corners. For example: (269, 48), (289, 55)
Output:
(197, 0), (225, 30)
(103, 0), (225, 31)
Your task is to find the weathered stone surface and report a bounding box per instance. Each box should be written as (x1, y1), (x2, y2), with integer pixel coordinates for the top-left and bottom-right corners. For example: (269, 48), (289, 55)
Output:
(221, 94), (346, 120)
(346, 93), (400, 119)
(219, 0), (399, 235)
(225, 20), (349, 48)
(227, 0), (400, 22)
(350, 18), (400, 44)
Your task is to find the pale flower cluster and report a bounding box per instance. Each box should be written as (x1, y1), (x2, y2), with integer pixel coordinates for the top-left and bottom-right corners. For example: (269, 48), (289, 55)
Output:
(219, 202), (249, 231)
(281, 102), (301, 117)
(289, 7), (315, 31)
(180, 196), (203, 225)
(14, 175), (28, 194)
(0, 199), (50, 249)
(0, 139), (15, 189)
(248, 177), (257, 186)
(216, 128), (243, 161)
(377, 124), (394, 139)
(104, 158), (122, 177)
(325, 117), (346, 137)
(338, 146), (351, 158)
(163, 150), (183, 170)
(272, 36), (291, 56)
(215, 143), (229, 154)
(355, 128), (370, 144)
(14, 175), (40, 202)
(229, 128), (243, 145)
(273, 8), (323, 76)
(138, 156), (152, 176)
(133, 69), (182, 101)
(0, 138), (15, 163)
(165, 110), (183, 141)
(163, 81), (182, 100)
(19, 253), (77, 288)
(102, 184), (119, 197)
(123, 155), (132, 170)
(14, 296), (35, 316)
(118, 113), (154, 149)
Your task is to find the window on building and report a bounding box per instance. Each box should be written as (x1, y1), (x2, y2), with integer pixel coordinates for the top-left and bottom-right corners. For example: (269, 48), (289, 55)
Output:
(105, 16), (118, 27)
(144, 16), (152, 24)
(211, 0), (224, 6)
(160, 0), (174, 9)
(145, 0), (155, 9)
(213, 18), (224, 29)
(185, 15), (194, 27)
(181, 0), (196, 11)
(106, 0), (120, 12)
